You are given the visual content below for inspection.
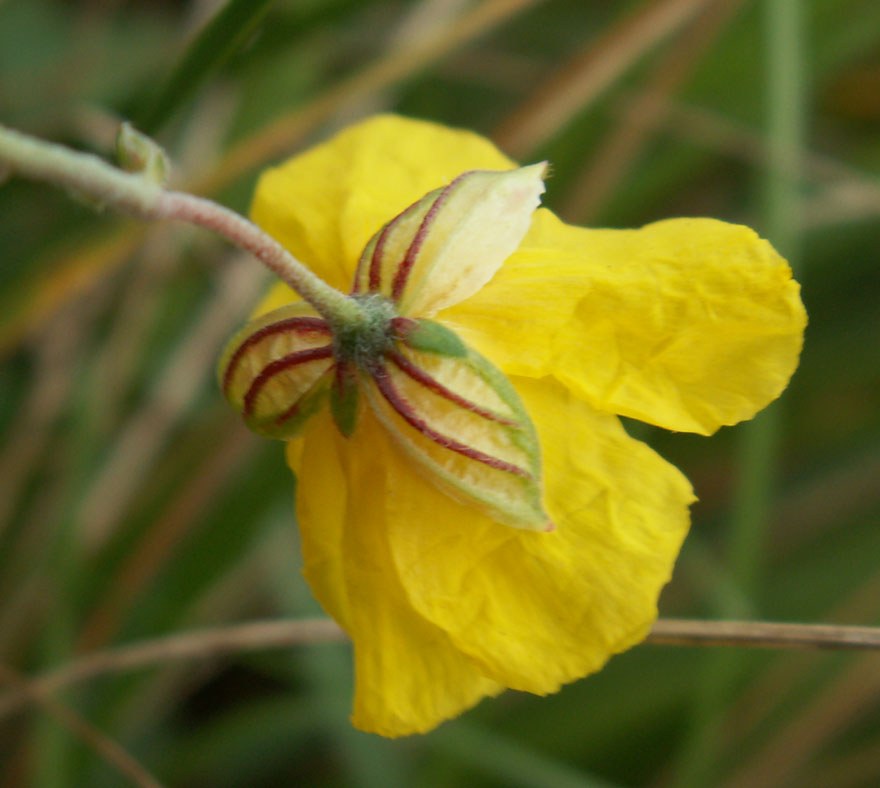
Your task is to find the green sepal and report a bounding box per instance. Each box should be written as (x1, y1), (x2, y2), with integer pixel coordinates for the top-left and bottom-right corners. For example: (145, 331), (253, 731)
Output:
(330, 363), (359, 438)
(401, 319), (466, 357)
(246, 372), (331, 440)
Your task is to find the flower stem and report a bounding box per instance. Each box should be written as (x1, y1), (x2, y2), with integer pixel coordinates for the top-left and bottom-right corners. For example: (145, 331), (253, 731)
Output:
(0, 123), (360, 324)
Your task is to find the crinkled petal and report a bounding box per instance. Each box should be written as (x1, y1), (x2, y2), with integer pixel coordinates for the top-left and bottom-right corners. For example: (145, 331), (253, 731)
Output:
(288, 410), (502, 737)
(251, 115), (515, 293)
(384, 375), (694, 692)
(441, 210), (807, 435)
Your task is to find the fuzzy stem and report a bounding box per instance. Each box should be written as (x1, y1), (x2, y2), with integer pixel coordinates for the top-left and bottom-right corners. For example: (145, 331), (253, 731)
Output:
(0, 123), (360, 324)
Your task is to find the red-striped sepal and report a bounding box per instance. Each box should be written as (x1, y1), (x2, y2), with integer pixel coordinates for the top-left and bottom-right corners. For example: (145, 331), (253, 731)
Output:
(365, 328), (550, 531)
(218, 303), (336, 439)
(351, 164), (546, 316)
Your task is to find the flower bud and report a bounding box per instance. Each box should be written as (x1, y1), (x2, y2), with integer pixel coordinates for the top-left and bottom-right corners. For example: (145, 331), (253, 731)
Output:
(116, 122), (170, 186)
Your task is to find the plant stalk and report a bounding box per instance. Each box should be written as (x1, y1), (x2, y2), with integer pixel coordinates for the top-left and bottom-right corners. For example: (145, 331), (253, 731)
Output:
(0, 123), (360, 325)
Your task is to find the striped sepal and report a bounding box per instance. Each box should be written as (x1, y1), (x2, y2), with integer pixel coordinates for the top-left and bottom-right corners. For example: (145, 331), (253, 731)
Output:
(352, 164), (546, 317)
(218, 303), (335, 439)
(364, 335), (549, 531)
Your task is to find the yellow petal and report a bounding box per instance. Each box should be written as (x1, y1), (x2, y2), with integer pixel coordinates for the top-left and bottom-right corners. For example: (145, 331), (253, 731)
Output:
(441, 210), (807, 434)
(251, 115), (515, 293)
(288, 410), (503, 737)
(384, 375), (694, 692)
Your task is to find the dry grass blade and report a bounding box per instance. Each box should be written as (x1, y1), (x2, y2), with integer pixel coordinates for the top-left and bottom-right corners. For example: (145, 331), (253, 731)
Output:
(199, 0), (544, 192)
(0, 293), (103, 534)
(560, 0), (747, 221)
(4, 618), (880, 726)
(492, 0), (714, 157)
(0, 663), (166, 788)
(76, 418), (257, 652)
(0, 229), (145, 357)
(630, 95), (880, 199)
(721, 654), (880, 788)
(649, 619), (880, 650)
(78, 253), (268, 550)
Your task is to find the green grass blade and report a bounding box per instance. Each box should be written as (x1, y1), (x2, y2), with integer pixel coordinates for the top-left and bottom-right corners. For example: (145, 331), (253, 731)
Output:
(137, 0), (276, 134)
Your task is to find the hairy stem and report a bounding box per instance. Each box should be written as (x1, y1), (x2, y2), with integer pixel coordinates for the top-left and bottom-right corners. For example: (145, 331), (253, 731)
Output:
(0, 123), (360, 324)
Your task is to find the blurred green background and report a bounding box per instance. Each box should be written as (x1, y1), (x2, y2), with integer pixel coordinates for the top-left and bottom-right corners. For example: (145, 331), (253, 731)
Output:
(1, 0), (880, 785)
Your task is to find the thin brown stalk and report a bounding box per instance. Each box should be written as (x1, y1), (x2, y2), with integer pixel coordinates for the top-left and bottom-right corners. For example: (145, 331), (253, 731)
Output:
(492, 0), (713, 157)
(0, 663), (165, 788)
(561, 0), (746, 221)
(0, 618), (346, 721)
(648, 619), (880, 650)
(3, 618), (880, 725)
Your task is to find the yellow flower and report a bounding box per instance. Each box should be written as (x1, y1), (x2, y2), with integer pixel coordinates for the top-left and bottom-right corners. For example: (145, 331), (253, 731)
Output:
(219, 115), (806, 737)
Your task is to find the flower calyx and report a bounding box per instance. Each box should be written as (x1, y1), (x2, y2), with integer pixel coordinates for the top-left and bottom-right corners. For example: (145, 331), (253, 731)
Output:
(219, 164), (551, 529)
(219, 302), (549, 529)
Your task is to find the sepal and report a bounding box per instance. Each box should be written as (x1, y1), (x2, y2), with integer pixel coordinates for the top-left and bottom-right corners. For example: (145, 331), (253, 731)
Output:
(218, 303), (335, 439)
(352, 164), (546, 316)
(330, 361), (360, 437)
(365, 334), (549, 530)
(392, 317), (466, 357)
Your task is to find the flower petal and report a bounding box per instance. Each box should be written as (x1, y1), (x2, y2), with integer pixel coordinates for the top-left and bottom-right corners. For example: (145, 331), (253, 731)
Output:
(289, 410), (503, 737)
(384, 375), (694, 692)
(441, 210), (807, 435)
(251, 115), (515, 292)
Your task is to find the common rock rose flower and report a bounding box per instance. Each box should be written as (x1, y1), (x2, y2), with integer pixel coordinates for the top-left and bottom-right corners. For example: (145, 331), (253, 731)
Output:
(218, 115), (806, 737)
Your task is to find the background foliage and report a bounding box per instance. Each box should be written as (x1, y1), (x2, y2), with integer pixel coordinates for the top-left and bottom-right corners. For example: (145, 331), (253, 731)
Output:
(1, 0), (879, 785)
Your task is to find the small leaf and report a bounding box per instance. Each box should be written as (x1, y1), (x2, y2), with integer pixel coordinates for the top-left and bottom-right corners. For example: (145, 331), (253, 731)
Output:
(116, 122), (170, 185)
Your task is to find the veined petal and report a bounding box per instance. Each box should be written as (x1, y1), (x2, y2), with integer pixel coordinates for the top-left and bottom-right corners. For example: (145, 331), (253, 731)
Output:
(353, 165), (546, 315)
(218, 303), (334, 438)
(442, 210), (807, 435)
(289, 411), (503, 737)
(363, 341), (548, 530)
(251, 115), (515, 292)
(385, 375), (694, 691)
